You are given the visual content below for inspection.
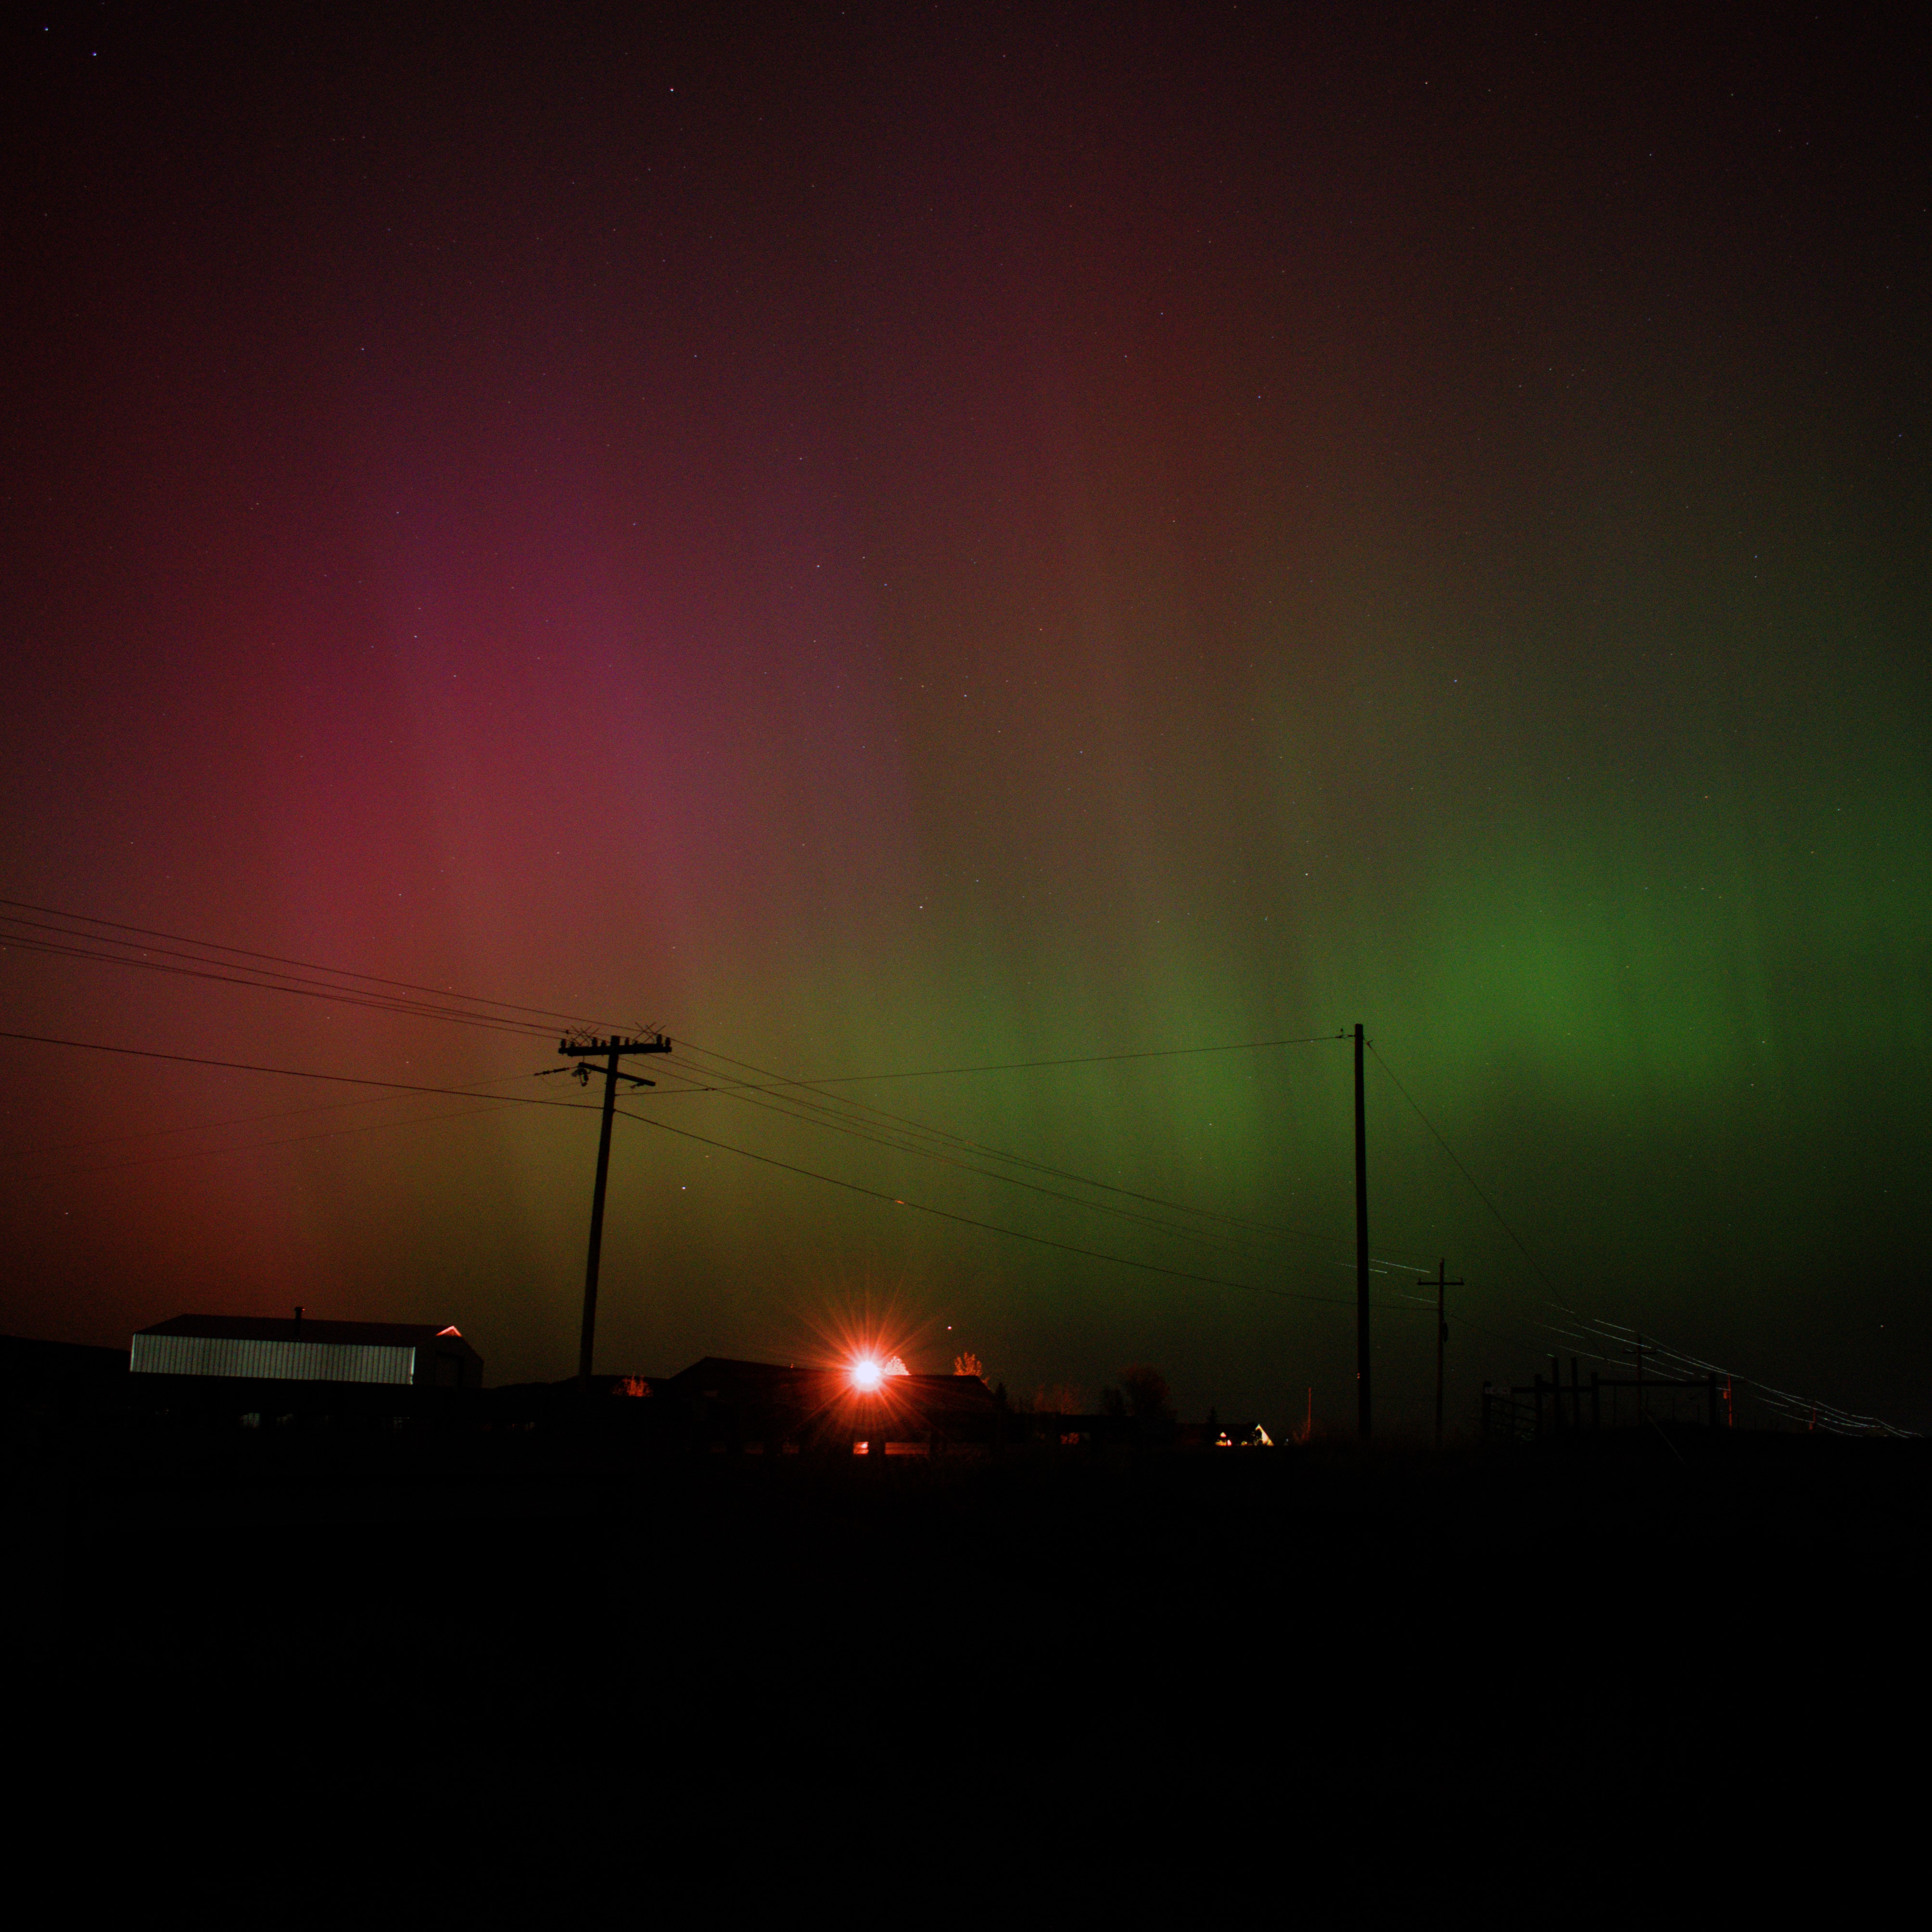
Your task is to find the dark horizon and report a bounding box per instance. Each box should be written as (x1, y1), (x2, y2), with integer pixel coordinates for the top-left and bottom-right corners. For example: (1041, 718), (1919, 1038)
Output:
(2, 4), (1926, 1434)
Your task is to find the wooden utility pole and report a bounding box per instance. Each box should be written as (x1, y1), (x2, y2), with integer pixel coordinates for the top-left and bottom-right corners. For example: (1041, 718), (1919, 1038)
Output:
(559, 1030), (672, 1381)
(1355, 1022), (1371, 1440)
(1417, 1259), (1463, 1452)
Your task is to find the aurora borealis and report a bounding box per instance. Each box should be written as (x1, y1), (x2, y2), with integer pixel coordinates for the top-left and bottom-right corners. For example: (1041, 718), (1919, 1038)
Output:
(2, 4), (1926, 1430)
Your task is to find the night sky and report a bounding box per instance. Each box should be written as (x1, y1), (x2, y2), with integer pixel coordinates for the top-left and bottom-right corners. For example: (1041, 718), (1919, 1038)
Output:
(3, 3), (1926, 1431)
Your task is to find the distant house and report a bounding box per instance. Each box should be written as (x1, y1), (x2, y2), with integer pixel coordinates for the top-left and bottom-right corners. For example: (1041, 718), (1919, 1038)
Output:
(130, 1315), (482, 1390)
(653, 1357), (1000, 1453)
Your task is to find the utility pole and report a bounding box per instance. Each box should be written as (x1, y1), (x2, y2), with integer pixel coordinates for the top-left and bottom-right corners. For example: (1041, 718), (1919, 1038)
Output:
(559, 1030), (672, 1382)
(1355, 1022), (1371, 1441)
(1417, 1259), (1463, 1453)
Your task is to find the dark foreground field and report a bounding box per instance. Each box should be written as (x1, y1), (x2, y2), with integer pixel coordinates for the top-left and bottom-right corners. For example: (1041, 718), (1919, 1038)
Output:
(6, 1403), (1927, 1899)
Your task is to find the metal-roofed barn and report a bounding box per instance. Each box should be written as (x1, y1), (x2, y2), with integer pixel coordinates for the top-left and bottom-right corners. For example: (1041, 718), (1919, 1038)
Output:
(131, 1315), (482, 1389)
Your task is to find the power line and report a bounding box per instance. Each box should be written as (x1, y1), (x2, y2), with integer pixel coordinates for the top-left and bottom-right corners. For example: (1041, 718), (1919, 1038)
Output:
(0, 1026), (603, 1116)
(4, 900), (1351, 1258)
(3, 931), (1360, 1275)
(638, 1031), (1414, 1281)
(1366, 1039), (1915, 1439)
(642, 1041), (1318, 1270)
(612, 1100), (1427, 1316)
(4, 899), (1356, 1260)
(0, 1022), (1423, 1318)
(1, 898), (1335, 1090)
(642, 1061), (1374, 1253)
(0, 897), (1558, 1364)
(1367, 1041), (1561, 1299)
(665, 1030), (1363, 1258)
(0, 895), (632, 1033)
(0, 899), (1425, 1307)
(1561, 1316), (1912, 1438)
(0, 924), (563, 1042)
(0, 919), (601, 1044)
(779, 1033), (1349, 1082)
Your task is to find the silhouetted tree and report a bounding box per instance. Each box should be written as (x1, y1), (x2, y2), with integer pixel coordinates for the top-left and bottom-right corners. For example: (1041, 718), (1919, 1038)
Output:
(1119, 1365), (1174, 1422)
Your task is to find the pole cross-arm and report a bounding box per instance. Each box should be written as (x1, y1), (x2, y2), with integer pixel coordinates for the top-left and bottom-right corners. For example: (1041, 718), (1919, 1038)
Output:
(559, 1031), (673, 1058)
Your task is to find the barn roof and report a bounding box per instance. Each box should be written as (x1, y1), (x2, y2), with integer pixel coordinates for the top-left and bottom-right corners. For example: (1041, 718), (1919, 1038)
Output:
(138, 1314), (476, 1353)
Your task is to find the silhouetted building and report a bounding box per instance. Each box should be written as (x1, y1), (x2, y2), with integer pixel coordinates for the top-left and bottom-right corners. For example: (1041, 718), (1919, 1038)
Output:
(131, 1315), (482, 1390)
(653, 1357), (1000, 1453)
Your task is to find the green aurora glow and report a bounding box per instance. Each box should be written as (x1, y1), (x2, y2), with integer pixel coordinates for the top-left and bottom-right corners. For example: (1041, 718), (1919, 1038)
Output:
(0, 6), (1925, 1429)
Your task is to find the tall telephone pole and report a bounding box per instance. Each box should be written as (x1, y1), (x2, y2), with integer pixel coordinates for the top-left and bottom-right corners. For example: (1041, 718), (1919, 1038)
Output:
(1355, 1021), (1371, 1440)
(559, 1030), (672, 1382)
(1418, 1259), (1463, 1452)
